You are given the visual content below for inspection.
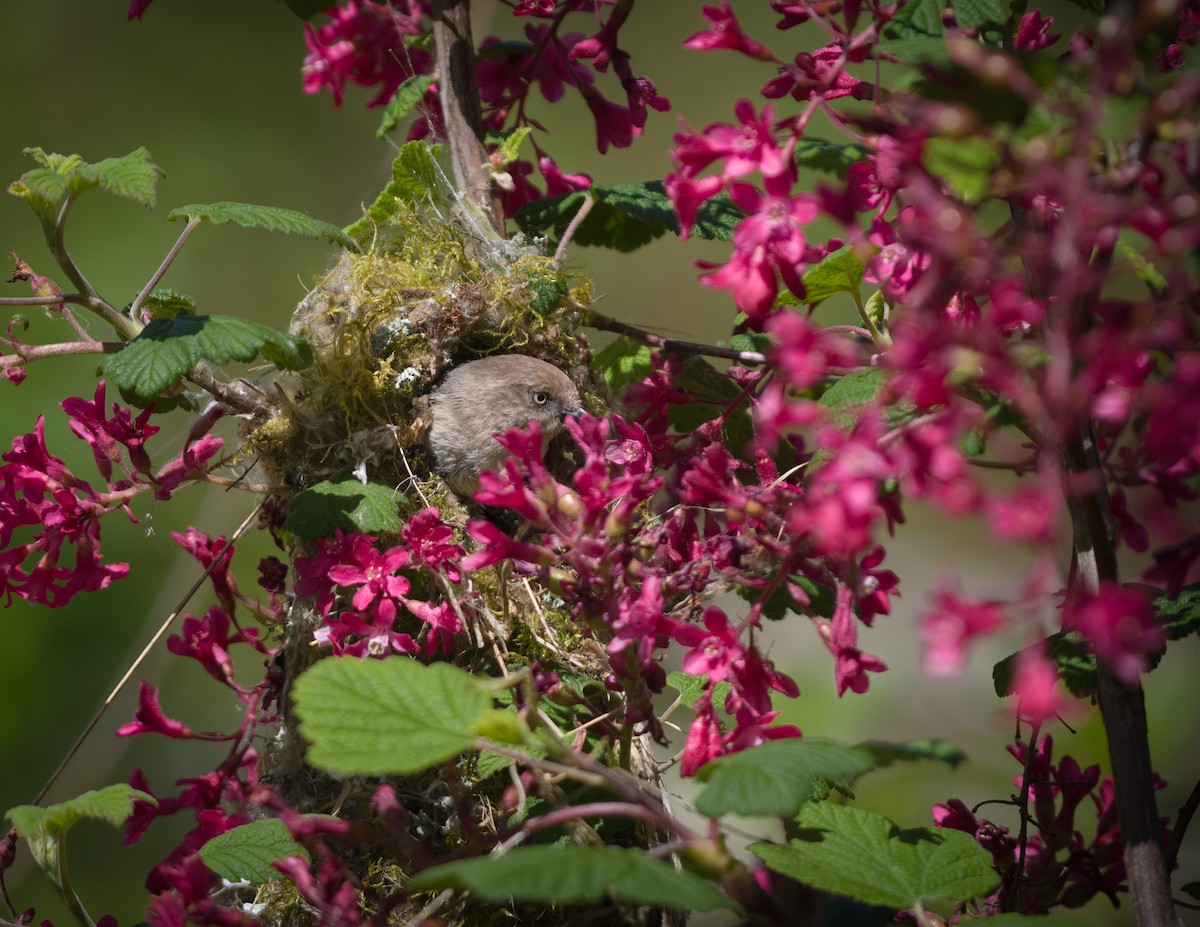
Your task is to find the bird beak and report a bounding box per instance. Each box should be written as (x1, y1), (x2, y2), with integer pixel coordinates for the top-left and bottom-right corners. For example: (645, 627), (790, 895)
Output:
(564, 406), (586, 421)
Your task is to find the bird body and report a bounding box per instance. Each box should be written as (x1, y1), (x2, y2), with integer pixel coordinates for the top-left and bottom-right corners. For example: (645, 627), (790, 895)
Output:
(426, 355), (583, 494)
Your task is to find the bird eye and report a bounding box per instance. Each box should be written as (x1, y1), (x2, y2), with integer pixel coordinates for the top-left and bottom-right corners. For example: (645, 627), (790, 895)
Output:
(533, 391), (550, 405)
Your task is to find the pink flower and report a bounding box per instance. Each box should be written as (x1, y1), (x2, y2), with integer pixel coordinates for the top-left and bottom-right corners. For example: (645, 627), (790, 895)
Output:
(677, 606), (745, 683)
(1013, 10), (1061, 52)
(1010, 646), (1070, 725)
(1063, 583), (1165, 684)
(683, 2), (773, 61)
(921, 584), (1005, 676)
(118, 682), (202, 740)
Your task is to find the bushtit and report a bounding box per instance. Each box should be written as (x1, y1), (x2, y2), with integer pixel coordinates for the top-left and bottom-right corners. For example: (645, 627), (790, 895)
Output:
(426, 354), (584, 495)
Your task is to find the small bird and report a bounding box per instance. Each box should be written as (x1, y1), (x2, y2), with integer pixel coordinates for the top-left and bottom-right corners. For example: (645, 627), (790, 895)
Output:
(426, 354), (584, 495)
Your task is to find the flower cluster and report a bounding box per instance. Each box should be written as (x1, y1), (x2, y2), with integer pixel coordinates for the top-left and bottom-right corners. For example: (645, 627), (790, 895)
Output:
(666, 2), (1197, 688)
(934, 735), (1170, 914)
(294, 507), (466, 658)
(298, 0), (668, 214)
(0, 383), (223, 608)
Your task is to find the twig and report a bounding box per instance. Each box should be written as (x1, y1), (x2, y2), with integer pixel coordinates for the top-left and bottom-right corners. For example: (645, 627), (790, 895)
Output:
(32, 501), (264, 805)
(0, 294), (88, 307)
(553, 192), (595, 268)
(1166, 774), (1200, 871)
(128, 216), (202, 319)
(431, 0), (504, 235)
(586, 310), (768, 365)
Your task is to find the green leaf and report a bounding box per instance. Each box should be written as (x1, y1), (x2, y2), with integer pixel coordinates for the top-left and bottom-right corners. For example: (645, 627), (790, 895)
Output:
(801, 246), (866, 303)
(974, 917), (1087, 927)
(695, 740), (877, 818)
(102, 310), (313, 403)
(819, 368), (892, 431)
(794, 138), (870, 176)
(750, 803), (998, 909)
(923, 137), (1000, 204)
(168, 201), (359, 252)
(951, 0), (1005, 42)
(885, 0), (944, 37)
(345, 142), (445, 240)
(667, 356), (755, 460)
(139, 288), (197, 318)
(1155, 582), (1200, 641)
(7, 784), (155, 837)
(376, 74), (438, 139)
(293, 658), (493, 775)
(1117, 241), (1166, 296)
(861, 739), (967, 769)
(494, 127), (533, 169)
(516, 181), (743, 252)
(285, 478), (406, 539)
(8, 147), (163, 233)
(199, 819), (309, 884)
(75, 147), (163, 210)
(592, 337), (652, 393)
(665, 671), (731, 710)
(992, 632), (1098, 699)
(407, 845), (738, 912)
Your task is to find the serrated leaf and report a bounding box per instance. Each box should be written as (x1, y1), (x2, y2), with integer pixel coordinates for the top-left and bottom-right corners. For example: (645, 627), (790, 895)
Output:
(665, 671), (731, 710)
(951, 0), (1005, 42)
(861, 739), (967, 769)
(819, 368), (892, 430)
(7, 784), (156, 838)
(864, 289), (887, 333)
(169, 202), (359, 251)
(516, 181), (743, 252)
(592, 337), (652, 392)
(140, 288), (197, 318)
(376, 74), (438, 139)
(8, 147), (162, 233)
(293, 658), (492, 775)
(885, 0), (944, 37)
(923, 137), (1000, 204)
(407, 845), (738, 912)
(992, 632), (1099, 699)
(345, 142), (445, 240)
(801, 245), (866, 303)
(199, 820), (308, 884)
(102, 310), (312, 403)
(695, 740), (877, 818)
(285, 478), (405, 539)
(75, 147), (163, 209)
(751, 802), (998, 909)
(1155, 582), (1200, 641)
(794, 138), (870, 176)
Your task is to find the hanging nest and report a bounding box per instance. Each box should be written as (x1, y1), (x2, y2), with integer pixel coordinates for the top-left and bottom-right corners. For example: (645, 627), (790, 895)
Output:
(246, 162), (682, 927)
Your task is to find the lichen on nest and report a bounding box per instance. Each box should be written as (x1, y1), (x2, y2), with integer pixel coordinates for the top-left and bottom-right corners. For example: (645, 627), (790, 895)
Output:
(250, 187), (601, 498)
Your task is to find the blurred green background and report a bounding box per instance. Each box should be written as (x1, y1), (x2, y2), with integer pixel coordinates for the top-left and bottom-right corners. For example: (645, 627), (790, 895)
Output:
(0, 2), (1194, 925)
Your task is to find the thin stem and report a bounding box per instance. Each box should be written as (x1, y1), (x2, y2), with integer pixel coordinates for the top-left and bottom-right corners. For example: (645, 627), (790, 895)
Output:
(129, 217), (201, 319)
(553, 191), (595, 267)
(32, 502), (264, 805)
(431, 0), (504, 235)
(586, 310), (767, 365)
(184, 362), (277, 419)
(53, 833), (96, 927)
(0, 294), (88, 307)
(1166, 774), (1200, 872)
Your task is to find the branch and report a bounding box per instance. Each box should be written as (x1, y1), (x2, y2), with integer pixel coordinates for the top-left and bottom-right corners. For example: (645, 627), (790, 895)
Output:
(586, 310), (768, 366)
(1062, 426), (1179, 927)
(431, 0), (504, 236)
